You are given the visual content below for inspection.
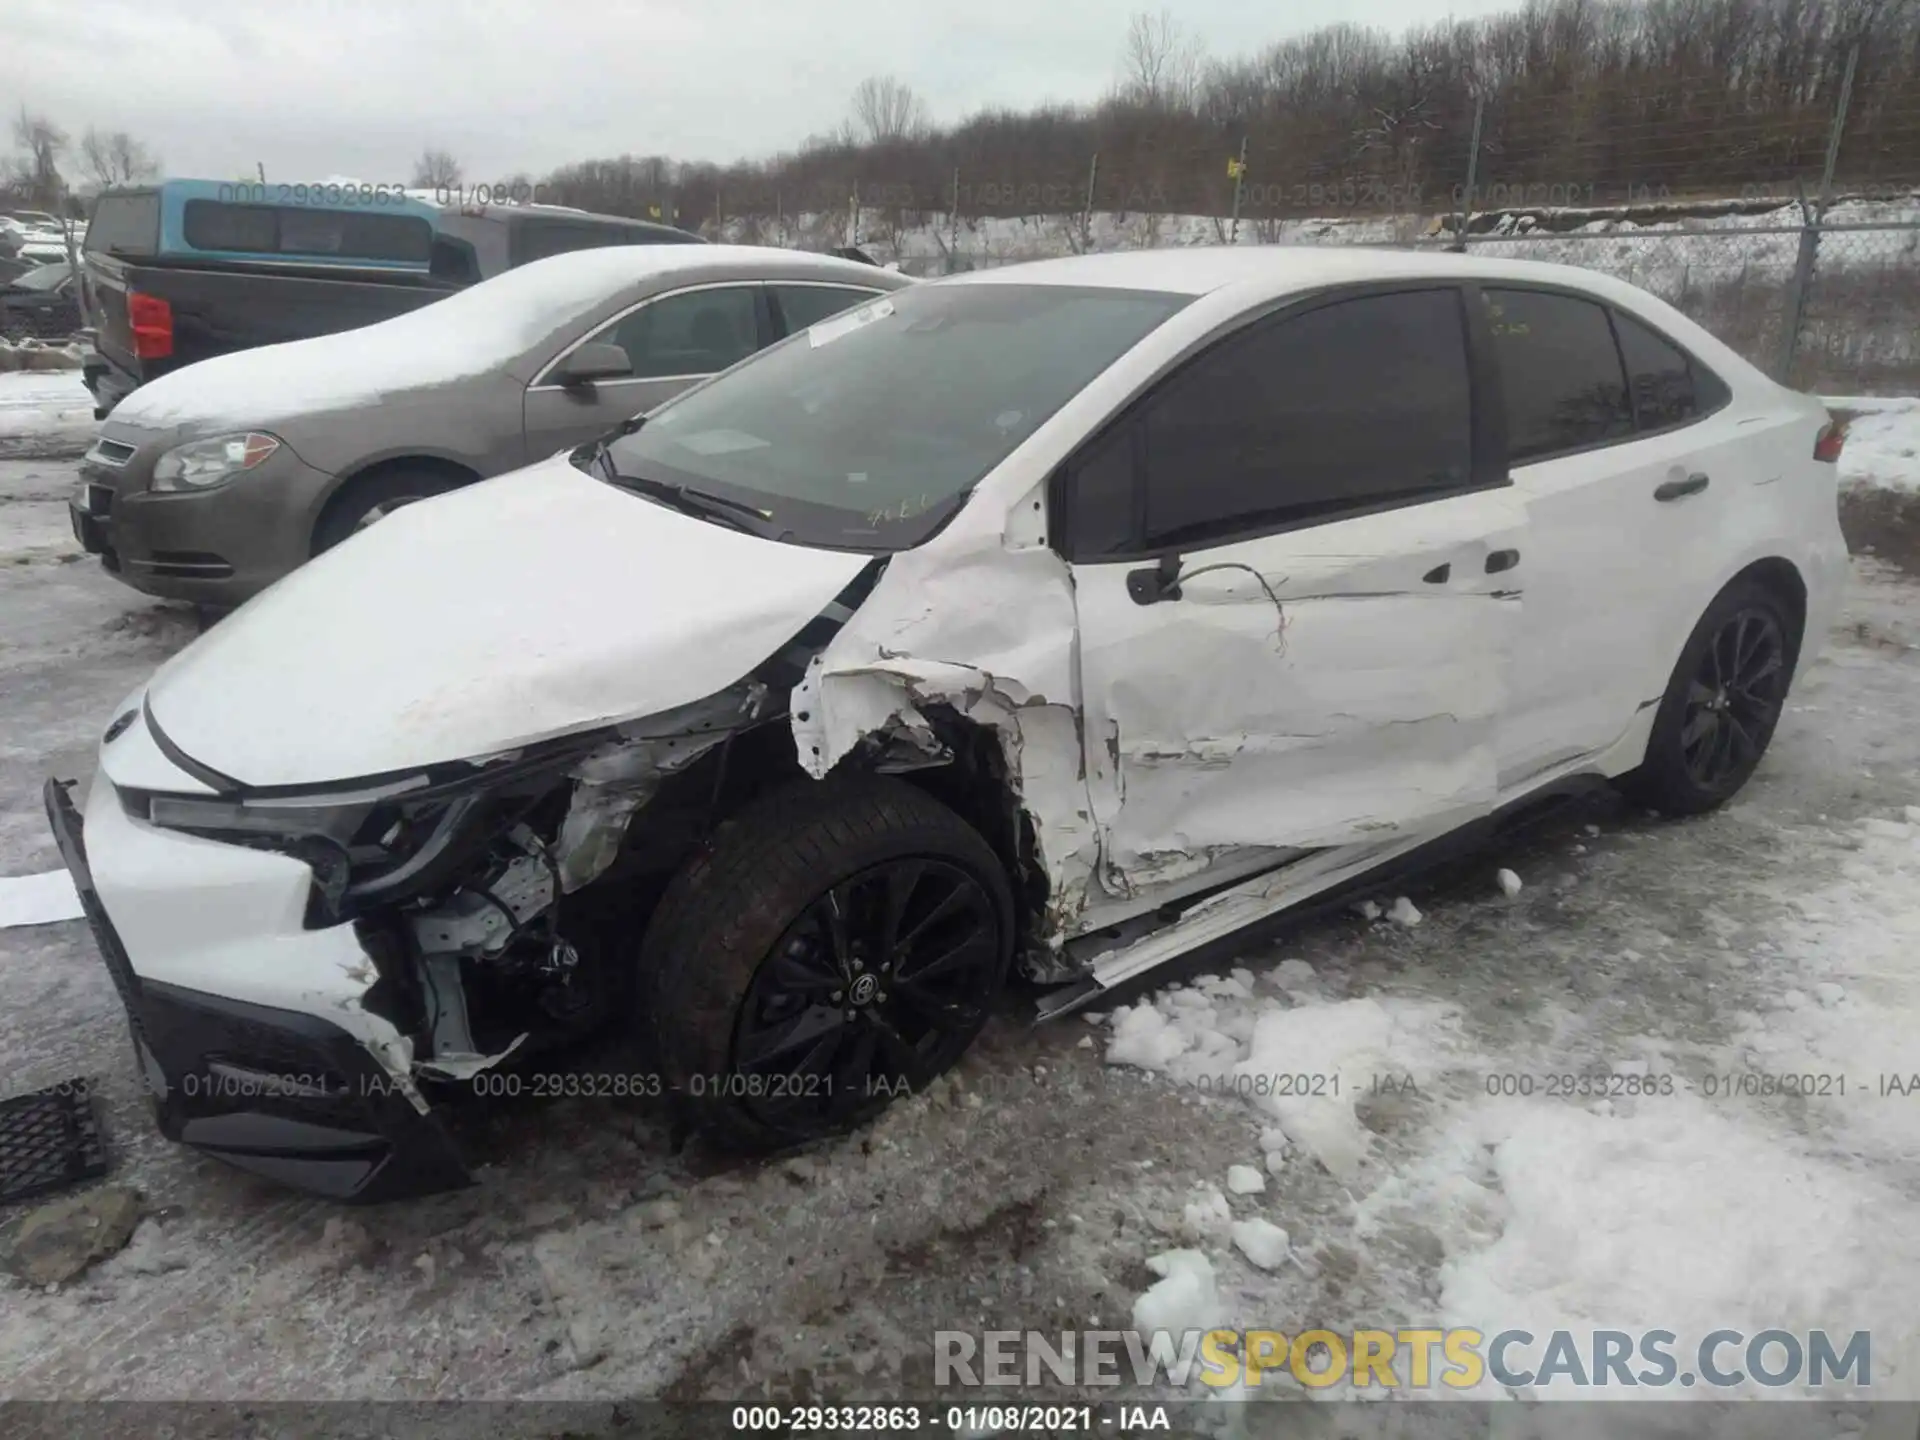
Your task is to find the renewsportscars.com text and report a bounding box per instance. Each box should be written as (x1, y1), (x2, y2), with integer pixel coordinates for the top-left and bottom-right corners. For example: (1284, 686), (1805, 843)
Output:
(935, 1327), (1872, 1391)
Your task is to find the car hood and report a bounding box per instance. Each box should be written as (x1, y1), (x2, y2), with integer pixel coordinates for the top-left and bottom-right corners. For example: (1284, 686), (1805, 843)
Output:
(144, 455), (873, 787)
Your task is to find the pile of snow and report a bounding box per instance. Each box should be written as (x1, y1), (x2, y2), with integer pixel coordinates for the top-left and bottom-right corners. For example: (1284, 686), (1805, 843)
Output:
(1131, 1250), (1221, 1338)
(1831, 398), (1920, 493)
(0, 368), (95, 458)
(1106, 977), (1457, 1183)
(1105, 809), (1920, 1396)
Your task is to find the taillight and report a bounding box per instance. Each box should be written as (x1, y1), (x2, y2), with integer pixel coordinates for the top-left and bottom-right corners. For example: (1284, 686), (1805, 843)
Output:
(127, 291), (173, 360)
(1814, 418), (1847, 463)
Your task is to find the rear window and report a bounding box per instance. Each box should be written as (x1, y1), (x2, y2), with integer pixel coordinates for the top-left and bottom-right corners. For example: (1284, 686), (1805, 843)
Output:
(181, 200), (433, 263)
(84, 193), (160, 257)
(510, 218), (699, 267)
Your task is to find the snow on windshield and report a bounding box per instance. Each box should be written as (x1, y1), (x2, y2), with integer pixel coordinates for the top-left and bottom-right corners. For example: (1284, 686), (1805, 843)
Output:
(108, 246), (723, 431)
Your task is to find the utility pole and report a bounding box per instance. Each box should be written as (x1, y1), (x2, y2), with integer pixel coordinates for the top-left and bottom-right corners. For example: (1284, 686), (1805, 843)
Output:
(949, 166), (961, 271)
(1227, 136), (1249, 245)
(1081, 153), (1100, 253)
(1453, 96), (1484, 252)
(1777, 42), (1858, 383)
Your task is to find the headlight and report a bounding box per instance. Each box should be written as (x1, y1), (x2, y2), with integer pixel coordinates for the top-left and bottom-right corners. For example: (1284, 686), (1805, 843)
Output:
(150, 432), (282, 492)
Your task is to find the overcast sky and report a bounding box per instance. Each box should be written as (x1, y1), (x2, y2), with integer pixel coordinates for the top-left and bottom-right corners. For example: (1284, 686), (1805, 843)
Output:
(5, 0), (1517, 185)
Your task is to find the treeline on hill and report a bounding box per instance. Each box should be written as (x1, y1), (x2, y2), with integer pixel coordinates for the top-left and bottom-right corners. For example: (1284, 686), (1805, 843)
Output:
(515, 0), (1920, 232)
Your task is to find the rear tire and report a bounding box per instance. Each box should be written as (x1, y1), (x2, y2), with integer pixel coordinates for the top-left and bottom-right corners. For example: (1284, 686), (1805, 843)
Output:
(1617, 578), (1798, 816)
(312, 468), (461, 555)
(639, 776), (1014, 1153)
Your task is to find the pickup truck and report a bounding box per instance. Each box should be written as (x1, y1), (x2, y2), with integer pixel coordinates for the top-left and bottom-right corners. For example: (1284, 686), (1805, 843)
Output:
(79, 184), (703, 418)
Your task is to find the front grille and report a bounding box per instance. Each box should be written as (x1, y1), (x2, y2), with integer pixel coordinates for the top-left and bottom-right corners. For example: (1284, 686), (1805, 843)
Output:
(84, 484), (113, 516)
(83, 438), (135, 467)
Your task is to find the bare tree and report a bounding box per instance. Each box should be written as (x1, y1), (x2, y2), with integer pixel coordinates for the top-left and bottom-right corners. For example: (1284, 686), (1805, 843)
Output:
(1117, 10), (1205, 111)
(412, 148), (463, 189)
(79, 128), (161, 190)
(9, 110), (92, 326)
(9, 108), (69, 207)
(848, 75), (931, 145)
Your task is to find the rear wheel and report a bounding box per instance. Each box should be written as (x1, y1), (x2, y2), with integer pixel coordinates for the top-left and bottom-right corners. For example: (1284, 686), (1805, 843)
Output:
(312, 468), (461, 555)
(639, 777), (1014, 1152)
(1618, 579), (1797, 815)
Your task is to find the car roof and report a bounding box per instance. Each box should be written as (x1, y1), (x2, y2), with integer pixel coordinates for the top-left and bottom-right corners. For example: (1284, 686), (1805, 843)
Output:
(506, 242), (911, 293)
(938, 244), (1642, 301)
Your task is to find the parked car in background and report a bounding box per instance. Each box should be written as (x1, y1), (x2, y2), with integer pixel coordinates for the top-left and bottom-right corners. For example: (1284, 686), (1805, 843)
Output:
(1, 260), (81, 342)
(78, 181), (702, 418)
(71, 243), (908, 605)
(46, 247), (1846, 1200)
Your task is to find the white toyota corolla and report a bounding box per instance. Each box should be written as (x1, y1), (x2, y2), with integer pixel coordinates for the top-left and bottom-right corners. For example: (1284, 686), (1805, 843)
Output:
(47, 247), (1848, 1200)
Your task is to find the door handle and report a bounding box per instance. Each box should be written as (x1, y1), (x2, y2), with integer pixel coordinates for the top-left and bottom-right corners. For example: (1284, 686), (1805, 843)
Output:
(1485, 548), (1520, 574)
(1654, 472), (1710, 502)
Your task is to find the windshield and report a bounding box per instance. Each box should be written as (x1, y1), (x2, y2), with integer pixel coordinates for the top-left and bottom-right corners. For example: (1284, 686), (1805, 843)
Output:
(11, 263), (69, 291)
(596, 282), (1191, 551)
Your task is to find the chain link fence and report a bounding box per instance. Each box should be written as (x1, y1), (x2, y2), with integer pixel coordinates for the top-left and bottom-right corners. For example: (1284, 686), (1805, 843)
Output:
(713, 44), (1920, 397)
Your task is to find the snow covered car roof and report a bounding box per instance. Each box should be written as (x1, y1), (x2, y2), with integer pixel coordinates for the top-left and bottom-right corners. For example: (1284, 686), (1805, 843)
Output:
(941, 244), (1675, 304)
(106, 244), (895, 431)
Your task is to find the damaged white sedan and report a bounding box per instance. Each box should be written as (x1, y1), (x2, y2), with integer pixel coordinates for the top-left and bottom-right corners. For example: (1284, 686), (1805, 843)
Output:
(46, 247), (1848, 1200)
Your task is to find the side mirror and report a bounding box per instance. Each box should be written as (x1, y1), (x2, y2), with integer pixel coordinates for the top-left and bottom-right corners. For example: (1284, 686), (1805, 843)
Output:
(557, 342), (632, 387)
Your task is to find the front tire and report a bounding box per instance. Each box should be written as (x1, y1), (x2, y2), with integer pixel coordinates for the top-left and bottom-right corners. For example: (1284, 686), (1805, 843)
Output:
(639, 777), (1014, 1152)
(1619, 578), (1797, 815)
(312, 468), (460, 555)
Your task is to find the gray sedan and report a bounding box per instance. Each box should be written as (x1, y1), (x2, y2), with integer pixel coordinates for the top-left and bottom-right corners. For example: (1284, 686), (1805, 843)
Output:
(69, 245), (910, 606)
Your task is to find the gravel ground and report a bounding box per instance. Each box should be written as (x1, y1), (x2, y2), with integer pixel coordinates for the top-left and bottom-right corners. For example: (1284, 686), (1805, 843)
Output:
(2, 453), (1918, 1424)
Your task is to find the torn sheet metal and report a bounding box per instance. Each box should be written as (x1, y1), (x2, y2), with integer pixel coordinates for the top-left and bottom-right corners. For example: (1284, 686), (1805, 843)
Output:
(792, 539), (1104, 941)
(553, 682), (769, 893)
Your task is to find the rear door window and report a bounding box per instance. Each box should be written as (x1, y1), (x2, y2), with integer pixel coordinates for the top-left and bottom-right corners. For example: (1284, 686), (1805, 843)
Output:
(1613, 310), (1730, 429)
(770, 284), (883, 335)
(1482, 289), (1634, 462)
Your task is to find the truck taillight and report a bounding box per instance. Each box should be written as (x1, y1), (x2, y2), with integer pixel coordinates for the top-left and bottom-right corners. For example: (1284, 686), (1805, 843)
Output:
(1814, 418), (1847, 463)
(127, 291), (173, 360)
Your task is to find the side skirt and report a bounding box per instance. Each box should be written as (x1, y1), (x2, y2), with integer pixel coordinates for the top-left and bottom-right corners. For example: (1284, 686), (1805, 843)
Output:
(1034, 772), (1611, 1022)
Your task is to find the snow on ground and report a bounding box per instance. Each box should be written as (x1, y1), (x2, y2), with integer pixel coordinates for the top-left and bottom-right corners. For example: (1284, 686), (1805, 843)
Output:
(3, 384), (1920, 1414)
(1835, 400), (1920, 493)
(0, 369), (95, 460)
(1100, 791), (1920, 1402)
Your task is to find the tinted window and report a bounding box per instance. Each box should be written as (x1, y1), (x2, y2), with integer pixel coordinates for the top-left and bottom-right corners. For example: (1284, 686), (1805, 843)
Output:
(1474, 284), (1628, 458)
(602, 284), (1188, 552)
(510, 219), (694, 265)
(1136, 289), (1473, 550)
(181, 201), (432, 262)
(593, 286), (759, 379)
(84, 193), (160, 257)
(1483, 289), (1632, 462)
(1614, 310), (1726, 428)
(772, 284), (880, 334)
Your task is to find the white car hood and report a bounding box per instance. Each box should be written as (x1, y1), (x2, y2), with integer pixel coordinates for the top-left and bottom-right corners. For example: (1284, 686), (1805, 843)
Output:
(144, 455), (872, 787)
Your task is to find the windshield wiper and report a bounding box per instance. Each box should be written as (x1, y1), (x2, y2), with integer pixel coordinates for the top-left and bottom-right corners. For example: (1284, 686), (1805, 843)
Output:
(607, 471), (776, 535)
(575, 414), (647, 483)
(573, 416), (776, 535)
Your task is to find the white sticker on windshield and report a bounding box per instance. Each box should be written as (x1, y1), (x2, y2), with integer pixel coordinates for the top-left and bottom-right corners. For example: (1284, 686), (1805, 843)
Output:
(808, 297), (895, 348)
(677, 428), (772, 456)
